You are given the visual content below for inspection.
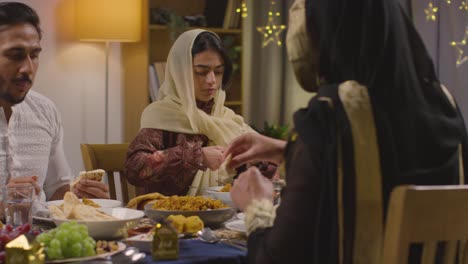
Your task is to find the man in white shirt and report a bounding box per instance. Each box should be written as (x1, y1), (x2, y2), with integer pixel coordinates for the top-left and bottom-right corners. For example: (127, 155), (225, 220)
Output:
(0, 2), (109, 202)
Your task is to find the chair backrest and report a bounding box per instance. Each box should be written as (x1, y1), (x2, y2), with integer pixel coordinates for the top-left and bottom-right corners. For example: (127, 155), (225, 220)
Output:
(382, 185), (468, 264)
(80, 143), (135, 204)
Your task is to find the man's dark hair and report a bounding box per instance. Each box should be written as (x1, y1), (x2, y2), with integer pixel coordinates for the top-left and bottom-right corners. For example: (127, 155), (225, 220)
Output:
(192, 31), (233, 89)
(0, 2), (41, 38)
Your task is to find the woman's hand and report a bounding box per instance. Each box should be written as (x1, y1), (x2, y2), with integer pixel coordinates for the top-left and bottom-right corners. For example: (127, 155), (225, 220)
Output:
(202, 146), (225, 170)
(223, 132), (287, 169)
(8, 176), (41, 196)
(230, 167), (274, 211)
(72, 180), (110, 199)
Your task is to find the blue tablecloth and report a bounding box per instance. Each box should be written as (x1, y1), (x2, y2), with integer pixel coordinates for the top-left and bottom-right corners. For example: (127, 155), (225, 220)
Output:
(142, 239), (247, 264)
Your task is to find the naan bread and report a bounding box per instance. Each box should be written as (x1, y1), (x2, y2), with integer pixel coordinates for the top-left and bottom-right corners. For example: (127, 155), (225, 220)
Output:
(126, 192), (166, 210)
(49, 192), (116, 221)
(63, 191), (80, 218)
(70, 169), (105, 188)
(218, 154), (236, 184)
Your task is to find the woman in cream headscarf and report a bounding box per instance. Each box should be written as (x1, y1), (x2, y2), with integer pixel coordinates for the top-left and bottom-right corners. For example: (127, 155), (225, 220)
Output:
(125, 29), (275, 197)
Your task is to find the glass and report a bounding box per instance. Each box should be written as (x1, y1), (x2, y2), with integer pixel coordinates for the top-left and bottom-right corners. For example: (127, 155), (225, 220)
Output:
(4, 185), (34, 227)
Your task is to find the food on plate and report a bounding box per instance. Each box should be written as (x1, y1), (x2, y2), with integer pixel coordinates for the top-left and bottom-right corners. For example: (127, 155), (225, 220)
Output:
(82, 198), (100, 208)
(70, 169), (105, 188)
(126, 192), (166, 210)
(220, 183), (231, 192)
(184, 216), (204, 233)
(218, 154), (236, 184)
(166, 215), (185, 233)
(127, 225), (154, 237)
(165, 215), (204, 234)
(35, 221), (96, 260)
(151, 195), (228, 211)
(49, 192), (116, 221)
(96, 240), (119, 255)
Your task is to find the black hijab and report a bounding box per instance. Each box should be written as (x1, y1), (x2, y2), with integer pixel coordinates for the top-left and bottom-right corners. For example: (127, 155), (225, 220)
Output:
(300, 0), (467, 191)
(294, 0), (467, 262)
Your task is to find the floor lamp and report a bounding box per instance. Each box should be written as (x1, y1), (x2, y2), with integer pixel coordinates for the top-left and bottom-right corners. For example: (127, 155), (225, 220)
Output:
(75, 0), (141, 143)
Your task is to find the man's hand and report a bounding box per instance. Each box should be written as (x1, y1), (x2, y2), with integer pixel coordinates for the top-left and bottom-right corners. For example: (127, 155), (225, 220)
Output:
(202, 146), (225, 170)
(72, 180), (110, 199)
(7, 176), (40, 196)
(230, 167), (274, 211)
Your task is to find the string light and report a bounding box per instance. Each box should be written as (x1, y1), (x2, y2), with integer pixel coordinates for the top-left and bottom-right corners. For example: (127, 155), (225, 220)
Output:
(424, 2), (438, 21)
(236, 1), (248, 18)
(256, 0), (286, 47)
(444, 0), (451, 4)
(450, 27), (468, 67)
(460, 1), (468, 10)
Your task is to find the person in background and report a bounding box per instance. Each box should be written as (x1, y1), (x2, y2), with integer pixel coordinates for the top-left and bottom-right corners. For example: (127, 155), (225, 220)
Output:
(0, 2), (109, 202)
(125, 29), (275, 197)
(223, 0), (468, 263)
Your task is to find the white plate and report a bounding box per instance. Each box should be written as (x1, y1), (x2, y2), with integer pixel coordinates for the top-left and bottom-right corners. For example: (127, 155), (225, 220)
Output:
(204, 186), (235, 208)
(52, 208), (144, 239)
(126, 234), (152, 253)
(47, 199), (122, 208)
(225, 219), (246, 233)
(237, 212), (245, 220)
(45, 241), (126, 263)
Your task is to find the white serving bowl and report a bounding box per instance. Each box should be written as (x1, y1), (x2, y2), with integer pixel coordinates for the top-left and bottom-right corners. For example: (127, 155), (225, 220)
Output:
(52, 207), (144, 239)
(204, 186), (235, 208)
(47, 199), (122, 208)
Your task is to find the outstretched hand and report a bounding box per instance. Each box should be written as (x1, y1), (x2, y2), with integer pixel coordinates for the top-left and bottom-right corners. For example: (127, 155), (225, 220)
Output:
(230, 167), (274, 211)
(223, 132), (287, 170)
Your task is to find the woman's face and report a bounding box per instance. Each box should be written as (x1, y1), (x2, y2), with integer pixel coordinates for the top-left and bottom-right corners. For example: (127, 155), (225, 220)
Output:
(192, 49), (224, 102)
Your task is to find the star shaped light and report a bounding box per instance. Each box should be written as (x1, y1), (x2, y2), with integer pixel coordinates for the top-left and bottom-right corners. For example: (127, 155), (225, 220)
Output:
(256, 1), (286, 47)
(236, 1), (248, 18)
(424, 2), (438, 21)
(450, 27), (468, 67)
(460, 1), (468, 10)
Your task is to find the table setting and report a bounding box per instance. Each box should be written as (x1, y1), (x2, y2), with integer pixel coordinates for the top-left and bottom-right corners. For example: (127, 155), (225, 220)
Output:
(0, 183), (247, 264)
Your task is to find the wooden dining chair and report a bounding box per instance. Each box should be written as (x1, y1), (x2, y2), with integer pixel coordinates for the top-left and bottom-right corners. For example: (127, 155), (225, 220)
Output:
(80, 143), (135, 204)
(382, 185), (468, 264)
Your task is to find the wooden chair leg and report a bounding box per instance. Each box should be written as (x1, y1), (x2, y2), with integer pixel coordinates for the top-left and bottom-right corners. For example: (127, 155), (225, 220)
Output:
(119, 171), (129, 204)
(107, 172), (117, 200)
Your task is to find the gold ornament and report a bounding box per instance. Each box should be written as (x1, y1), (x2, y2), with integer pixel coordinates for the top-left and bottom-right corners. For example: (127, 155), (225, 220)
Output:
(256, 0), (287, 47)
(450, 27), (468, 67)
(236, 1), (248, 18)
(424, 2), (438, 21)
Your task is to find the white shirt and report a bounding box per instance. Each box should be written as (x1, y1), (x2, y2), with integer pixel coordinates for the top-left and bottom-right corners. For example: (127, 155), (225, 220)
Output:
(0, 90), (73, 203)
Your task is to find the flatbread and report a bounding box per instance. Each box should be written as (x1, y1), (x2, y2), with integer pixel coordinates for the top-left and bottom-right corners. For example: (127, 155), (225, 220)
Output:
(49, 192), (116, 221)
(70, 169), (105, 188)
(218, 154), (236, 184)
(126, 192), (166, 210)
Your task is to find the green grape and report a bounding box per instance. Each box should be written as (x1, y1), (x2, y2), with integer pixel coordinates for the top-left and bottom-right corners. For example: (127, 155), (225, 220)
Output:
(47, 245), (64, 260)
(36, 233), (52, 245)
(77, 224), (88, 235)
(84, 236), (96, 247)
(55, 230), (68, 247)
(69, 230), (82, 243)
(70, 242), (82, 258)
(49, 238), (61, 250)
(82, 241), (96, 257)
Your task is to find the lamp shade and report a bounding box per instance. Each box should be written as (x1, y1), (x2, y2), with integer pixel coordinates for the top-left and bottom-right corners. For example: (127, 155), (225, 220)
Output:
(75, 0), (141, 42)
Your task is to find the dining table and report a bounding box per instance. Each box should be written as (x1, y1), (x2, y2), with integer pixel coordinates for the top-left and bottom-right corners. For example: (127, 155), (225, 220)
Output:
(32, 218), (247, 264)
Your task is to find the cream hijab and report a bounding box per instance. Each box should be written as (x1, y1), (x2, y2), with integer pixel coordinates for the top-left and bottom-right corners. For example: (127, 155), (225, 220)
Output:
(141, 29), (252, 196)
